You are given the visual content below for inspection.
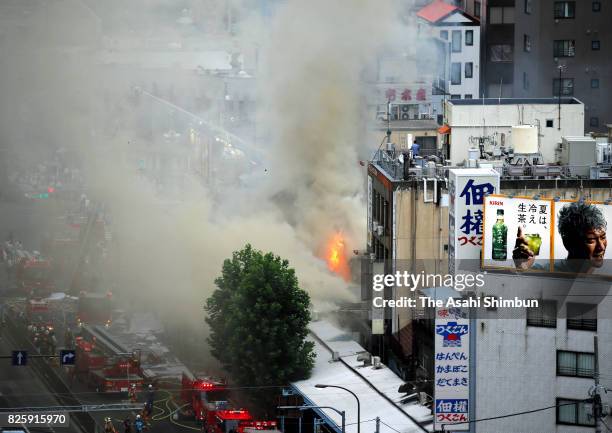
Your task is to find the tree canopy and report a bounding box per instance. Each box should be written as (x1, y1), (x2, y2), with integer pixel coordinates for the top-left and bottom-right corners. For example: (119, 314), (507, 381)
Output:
(205, 244), (315, 396)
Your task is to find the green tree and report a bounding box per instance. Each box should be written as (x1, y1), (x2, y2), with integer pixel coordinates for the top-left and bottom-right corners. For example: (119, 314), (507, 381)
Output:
(205, 244), (315, 405)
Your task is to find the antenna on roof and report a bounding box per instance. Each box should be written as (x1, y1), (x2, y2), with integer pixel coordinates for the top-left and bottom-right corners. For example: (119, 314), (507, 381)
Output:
(386, 98), (392, 143)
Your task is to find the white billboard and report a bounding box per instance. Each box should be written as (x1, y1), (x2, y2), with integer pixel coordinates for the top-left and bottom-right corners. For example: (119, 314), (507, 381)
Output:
(434, 307), (470, 431)
(482, 195), (553, 270)
(482, 197), (612, 275)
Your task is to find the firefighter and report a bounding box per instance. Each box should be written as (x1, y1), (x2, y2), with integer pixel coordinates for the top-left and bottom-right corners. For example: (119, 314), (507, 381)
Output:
(145, 384), (154, 417)
(142, 401), (152, 421)
(128, 383), (137, 402)
(104, 417), (117, 433)
(134, 414), (145, 433)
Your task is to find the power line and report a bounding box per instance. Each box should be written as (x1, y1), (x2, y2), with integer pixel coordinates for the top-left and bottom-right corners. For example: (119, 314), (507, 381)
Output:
(379, 419), (402, 433)
(439, 400), (588, 430)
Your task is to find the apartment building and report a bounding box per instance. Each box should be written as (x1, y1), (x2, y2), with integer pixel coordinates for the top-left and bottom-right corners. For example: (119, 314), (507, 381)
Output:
(417, 1), (482, 100)
(479, 0), (610, 132)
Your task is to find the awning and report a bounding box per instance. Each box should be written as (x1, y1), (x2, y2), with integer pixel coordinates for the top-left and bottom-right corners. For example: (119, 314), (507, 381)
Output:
(438, 124), (451, 134)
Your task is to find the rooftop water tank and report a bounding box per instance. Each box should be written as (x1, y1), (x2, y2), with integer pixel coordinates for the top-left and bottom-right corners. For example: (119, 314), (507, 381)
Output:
(512, 125), (538, 154)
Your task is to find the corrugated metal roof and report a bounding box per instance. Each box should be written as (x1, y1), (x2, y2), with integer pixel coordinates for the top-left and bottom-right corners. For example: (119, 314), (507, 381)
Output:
(291, 321), (432, 433)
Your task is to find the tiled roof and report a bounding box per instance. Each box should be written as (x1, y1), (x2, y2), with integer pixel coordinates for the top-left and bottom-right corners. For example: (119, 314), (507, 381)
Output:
(416, 0), (459, 23)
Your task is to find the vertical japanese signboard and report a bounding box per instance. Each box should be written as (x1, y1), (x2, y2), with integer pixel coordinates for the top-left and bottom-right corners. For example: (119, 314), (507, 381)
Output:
(482, 195), (553, 270)
(448, 169), (500, 273)
(367, 176), (373, 248)
(434, 307), (470, 431)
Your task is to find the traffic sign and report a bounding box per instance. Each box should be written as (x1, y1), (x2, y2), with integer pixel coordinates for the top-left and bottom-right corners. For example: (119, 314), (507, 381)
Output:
(60, 350), (76, 366)
(12, 351), (27, 366)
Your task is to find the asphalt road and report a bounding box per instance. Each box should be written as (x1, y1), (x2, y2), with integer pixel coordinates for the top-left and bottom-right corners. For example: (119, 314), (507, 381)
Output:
(0, 324), (84, 433)
(0, 200), (201, 433)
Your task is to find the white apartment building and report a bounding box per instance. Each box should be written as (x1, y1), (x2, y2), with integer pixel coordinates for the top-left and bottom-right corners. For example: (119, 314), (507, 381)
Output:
(417, 0), (481, 100)
(472, 272), (612, 433)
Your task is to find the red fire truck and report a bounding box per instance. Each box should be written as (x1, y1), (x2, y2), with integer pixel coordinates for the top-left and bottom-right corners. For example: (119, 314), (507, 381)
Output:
(75, 325), (144, 393)
(77, 291), (112, 326)
(25, 299), (54, 330)
(180, 373), (279, 433)
(3, 245), (54, 298)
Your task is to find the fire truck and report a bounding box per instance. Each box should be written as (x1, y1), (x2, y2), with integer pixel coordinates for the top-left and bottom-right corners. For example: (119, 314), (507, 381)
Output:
(76, 291), (112, 326)
(180, 373), (279, 433)
(3, 242), (54, 297)
(75, 324), (145, 393)
(25, 299), (54, 330)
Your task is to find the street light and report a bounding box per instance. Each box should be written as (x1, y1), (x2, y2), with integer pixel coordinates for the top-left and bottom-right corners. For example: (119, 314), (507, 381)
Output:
(277, 405), (345, 433)
(315, 384), (360, 433)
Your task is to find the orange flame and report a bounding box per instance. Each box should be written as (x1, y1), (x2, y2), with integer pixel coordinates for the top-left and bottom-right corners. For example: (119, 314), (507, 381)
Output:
(325, 232), (351, 282)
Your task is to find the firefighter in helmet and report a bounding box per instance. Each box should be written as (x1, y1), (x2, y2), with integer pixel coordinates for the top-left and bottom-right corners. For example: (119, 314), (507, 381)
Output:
(134, 414), (145, 433)
(104, 417), (117, 433)
(128, 383), (137, 402)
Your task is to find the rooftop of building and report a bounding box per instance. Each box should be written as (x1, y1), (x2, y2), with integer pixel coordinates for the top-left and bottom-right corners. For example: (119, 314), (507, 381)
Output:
(416, 0), (458, 23)
(291, 320), (432, 433)
(448, 97), (582, 106)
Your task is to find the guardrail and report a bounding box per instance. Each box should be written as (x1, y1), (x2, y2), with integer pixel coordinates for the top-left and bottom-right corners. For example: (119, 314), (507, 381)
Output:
(371, 151), (612, 182)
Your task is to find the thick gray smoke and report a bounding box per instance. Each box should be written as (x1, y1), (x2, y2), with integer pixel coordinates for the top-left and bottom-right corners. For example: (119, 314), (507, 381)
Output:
(1, 0), (418, 341)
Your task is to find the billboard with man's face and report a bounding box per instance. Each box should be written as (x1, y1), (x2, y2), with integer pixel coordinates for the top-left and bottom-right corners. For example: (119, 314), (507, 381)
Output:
(482, 195), (553, 270)
(483, 196), (611, 276)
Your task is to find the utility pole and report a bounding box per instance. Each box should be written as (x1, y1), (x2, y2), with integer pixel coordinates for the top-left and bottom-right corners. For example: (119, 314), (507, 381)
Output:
(557, 65), (566, 131)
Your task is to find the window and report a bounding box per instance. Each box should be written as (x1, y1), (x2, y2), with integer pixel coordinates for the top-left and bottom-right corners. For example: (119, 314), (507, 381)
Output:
(440, 30), (448, 40)
(553, 40), (575, 57)
(546, 119), (554, 127)
(527, 300), (556, 327)
(452, 30), (462, 52)
(489, 44), (513, 62)
(525, 0), (532, 14)
(567, 303), (597, 331)
(465, 30), (473, 46)
(464, 94), (473, 99)
(450, 94), (461, 99)
(490, 6), (515, 24)
(554, 1), (575, 18)
(591, 117), (600, 127)
(592, 40), (601, 50)
(524, 34), (531, 52)
(557, 351), (595, 377)
(557, 399), (595, 426)
(451, 63), (462, 85)
(523, 71), (529, 90)
(465, 62), (473, 78)
(593, 1), (601, 12)
(591, 78), (600, 88)
(553, 78), (574, 96)
(475, 1), (481, 17)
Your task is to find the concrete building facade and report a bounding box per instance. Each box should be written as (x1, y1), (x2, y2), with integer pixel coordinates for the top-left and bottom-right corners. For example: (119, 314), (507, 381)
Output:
(479, 0), (611, 132)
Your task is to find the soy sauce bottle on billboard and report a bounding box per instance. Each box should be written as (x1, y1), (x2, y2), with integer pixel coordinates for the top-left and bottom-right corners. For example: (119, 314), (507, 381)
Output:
(492, 209), (508, 260)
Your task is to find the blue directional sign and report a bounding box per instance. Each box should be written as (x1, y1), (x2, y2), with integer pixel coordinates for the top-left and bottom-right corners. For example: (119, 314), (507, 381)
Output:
(60, 350), (76, 366)
(12, 351), (27, 366)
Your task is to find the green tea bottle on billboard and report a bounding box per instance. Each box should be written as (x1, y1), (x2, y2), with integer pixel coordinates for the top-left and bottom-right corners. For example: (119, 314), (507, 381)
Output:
(492, 209), (507, 260)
